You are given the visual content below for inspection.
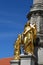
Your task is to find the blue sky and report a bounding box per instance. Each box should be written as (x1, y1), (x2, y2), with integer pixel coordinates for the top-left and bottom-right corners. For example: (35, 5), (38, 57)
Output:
(0, 0), (33, 58)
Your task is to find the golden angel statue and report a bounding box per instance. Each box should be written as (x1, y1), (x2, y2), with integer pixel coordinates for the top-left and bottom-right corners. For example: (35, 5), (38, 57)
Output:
(14, 22), (37, 60)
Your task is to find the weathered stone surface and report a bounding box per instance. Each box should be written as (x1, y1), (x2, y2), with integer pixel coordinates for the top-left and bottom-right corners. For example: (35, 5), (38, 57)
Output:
(38, 48), (43, 64)
(20, 55), (36, 65)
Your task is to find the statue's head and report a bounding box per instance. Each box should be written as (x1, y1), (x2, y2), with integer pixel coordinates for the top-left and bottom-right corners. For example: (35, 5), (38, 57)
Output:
(24, 22), (30, 28)
(23, 22), (32, 35)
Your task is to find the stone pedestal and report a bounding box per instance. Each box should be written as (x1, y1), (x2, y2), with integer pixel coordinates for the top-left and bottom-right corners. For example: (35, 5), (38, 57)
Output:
(38, 48), (43, 65)
(20, 55), (36, 65)
(10, 60), (20, 65)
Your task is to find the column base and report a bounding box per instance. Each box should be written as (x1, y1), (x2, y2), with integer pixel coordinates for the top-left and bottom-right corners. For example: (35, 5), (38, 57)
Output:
(10, 60), (20, 65)
(20, 54), (36, 65)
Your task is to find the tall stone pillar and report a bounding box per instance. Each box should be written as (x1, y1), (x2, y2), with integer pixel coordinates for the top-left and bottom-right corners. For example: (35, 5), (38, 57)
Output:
(27, 0), (43, 46)
(27, 0), (43, 65)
